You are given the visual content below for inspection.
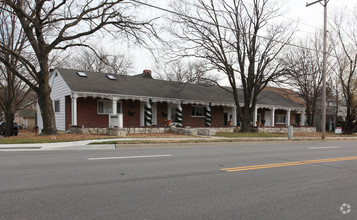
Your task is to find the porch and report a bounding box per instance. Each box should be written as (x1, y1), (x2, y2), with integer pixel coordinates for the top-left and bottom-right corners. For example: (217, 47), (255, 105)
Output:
(65, 92), (307, 131)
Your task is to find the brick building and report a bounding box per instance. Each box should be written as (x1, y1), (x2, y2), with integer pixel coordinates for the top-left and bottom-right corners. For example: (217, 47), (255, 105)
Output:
(37, 68), (306, 132)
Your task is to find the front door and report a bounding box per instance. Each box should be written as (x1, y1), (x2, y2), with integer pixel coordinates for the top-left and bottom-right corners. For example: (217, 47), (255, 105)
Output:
(265, 111), (272, 127)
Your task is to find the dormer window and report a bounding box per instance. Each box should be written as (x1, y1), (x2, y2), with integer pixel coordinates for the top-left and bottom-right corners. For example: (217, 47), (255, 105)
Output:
(77, 71), (87, 77)
(107, 74), (116, 80)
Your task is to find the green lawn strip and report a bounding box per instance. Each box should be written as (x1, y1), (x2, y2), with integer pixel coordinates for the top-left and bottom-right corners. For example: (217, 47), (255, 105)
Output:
(215, 132), (285, 138)
(2, 132), (356, 145)
(88, 138), (295, 145)
(0, 137), (116, 144)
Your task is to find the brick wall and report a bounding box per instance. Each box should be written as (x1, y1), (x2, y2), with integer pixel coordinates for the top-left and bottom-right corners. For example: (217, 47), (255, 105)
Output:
(66, 98), (141, 129)
(211, 106), (225, 127)
(182, 104), (204, 127)
(156, 102), (168, 127)
(181, 104), (225, 127)
(65, 99), (228, 129)
(77, 97), (108, 127)
(122, 100), (141, 127)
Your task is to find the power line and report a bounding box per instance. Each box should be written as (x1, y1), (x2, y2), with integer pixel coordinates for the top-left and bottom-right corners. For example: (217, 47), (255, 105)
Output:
(240, 0), (323, 32)
(130, 0), (322, 53)
(184, 0), (321, 34)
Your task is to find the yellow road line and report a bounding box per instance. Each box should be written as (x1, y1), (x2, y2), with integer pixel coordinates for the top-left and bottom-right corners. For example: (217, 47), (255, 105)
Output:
(222, 156), (357, 172)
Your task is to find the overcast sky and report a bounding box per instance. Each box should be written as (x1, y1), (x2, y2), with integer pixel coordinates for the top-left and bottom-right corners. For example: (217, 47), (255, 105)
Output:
(104, 0), (356, 77)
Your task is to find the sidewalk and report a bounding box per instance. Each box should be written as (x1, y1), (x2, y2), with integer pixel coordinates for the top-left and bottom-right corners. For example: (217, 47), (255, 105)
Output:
(1, 135), (357, 151)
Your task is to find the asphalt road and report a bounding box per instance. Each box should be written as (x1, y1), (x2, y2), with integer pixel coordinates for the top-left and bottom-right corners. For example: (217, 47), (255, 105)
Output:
(0, 141), (356, 219)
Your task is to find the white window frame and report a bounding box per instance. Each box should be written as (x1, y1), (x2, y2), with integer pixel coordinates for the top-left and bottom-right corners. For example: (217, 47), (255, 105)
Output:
(276, 114), (286, 124)
(192, 105), (205, 117)
(54, 100), (60, 113)
(97, 100), (122, 115)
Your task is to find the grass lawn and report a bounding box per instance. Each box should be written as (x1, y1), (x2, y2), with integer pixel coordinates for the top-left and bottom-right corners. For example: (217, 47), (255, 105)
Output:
(216, 132), (285, 138)
(0, 129), (114, 144)
(88, 138), (291, 145)
(1, 129), (356, 145)
(0, 130), (195, 144)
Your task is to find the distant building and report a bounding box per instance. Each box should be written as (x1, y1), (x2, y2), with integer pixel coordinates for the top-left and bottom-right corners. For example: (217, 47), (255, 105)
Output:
(264, 86), (346, 132)
(315, 98), (346, 132)
(15, 100), (37, 129)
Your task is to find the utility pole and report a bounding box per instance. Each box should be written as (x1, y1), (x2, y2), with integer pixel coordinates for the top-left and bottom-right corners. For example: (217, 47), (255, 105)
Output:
(306, 0), (328, 140)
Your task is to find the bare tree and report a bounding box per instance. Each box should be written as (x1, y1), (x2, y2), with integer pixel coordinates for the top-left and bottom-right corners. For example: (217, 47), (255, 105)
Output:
(68, 47), (133, 75)
(0, 1), (155, 135)
(279, 35), (326, 126)
(0, 6), (32, 137)
(156, 59), (215, 85)
(330, 13), (357, 134)
(167, 0), (293, 132)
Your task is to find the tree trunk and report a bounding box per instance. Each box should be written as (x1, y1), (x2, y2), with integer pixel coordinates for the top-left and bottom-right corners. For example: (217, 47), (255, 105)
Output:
(241, 118), (250, 132)
(3, 73), (15, 137)
(344, 107), (354, 134)
(37, 79), (57, 135)
(306, 106), (312, 126)
(240, 108), (251, 132)
(312, 111), (316, 127)
(4, 112), (15, 137)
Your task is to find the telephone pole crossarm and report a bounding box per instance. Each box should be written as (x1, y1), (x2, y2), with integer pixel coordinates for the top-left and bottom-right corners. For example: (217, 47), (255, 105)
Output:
(306, 0), (323, 7)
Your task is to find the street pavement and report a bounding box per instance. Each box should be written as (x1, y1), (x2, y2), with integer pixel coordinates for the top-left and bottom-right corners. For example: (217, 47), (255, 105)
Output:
(0, 141), (356, 219)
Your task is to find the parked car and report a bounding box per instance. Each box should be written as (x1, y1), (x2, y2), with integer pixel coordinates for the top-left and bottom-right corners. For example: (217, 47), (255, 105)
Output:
(0, 122), (19, 136)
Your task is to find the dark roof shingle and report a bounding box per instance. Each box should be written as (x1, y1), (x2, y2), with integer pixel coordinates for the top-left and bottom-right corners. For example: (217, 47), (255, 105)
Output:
(56, 68), (304, 109)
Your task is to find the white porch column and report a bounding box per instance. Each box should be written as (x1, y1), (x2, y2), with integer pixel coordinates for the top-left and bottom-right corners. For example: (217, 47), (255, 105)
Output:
(176, 102), (183, 127)
(286, 109), (291, 126)
(253, 106), (258, 126)
(271, 107), (275, 127)
(167, 104), (171, 120)
(301, 110), (305, 126)
(71, 94), (77, 126)
(144, 100), (152, 127)
(112, 97), (118, 114)
(232, 106), (237, 126)
(140, 102), (145, 126)
(152, 102), (157, 125)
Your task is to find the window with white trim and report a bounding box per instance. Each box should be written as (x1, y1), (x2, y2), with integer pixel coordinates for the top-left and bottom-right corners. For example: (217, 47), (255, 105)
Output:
(54, 100), (60, 112)
(192, 106), (205, 117)
(97, 100), (122, 114)
(276, 114), (286, 124)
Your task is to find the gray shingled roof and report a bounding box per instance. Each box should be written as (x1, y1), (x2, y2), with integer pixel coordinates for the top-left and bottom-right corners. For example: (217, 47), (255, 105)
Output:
(56, 68), (304, 109)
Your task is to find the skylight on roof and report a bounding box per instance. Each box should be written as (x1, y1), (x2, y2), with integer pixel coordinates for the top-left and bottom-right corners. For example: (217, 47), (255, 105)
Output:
(107, 74), (116, 80)
(77, 71), (87, 77)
